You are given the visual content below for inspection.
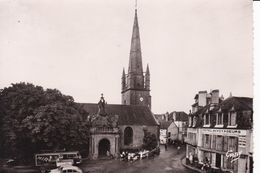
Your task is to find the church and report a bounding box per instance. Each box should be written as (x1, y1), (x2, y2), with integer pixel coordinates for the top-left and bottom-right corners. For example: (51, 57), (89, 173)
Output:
(78, 9), (159, 159)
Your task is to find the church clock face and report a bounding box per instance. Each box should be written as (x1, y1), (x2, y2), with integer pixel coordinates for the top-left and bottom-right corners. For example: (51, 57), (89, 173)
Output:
(140, 97), (144, 102)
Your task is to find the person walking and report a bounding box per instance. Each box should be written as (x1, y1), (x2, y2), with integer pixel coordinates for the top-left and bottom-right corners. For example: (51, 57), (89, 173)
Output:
(177, 146), (180, 154)
(165, 143), (168, 151)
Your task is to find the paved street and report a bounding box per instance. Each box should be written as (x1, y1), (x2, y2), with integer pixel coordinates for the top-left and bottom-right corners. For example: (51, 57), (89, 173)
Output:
(80, 145), (193, 173)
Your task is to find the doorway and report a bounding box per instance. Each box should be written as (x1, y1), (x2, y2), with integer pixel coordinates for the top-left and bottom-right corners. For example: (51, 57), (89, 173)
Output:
(98, 138), (110, 157)
(216, 153), (221, 168)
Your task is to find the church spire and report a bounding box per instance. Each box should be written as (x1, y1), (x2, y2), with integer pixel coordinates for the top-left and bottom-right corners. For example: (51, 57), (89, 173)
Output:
(128, 9), (143, 75)
(121, 7), (151, 109)
(121, 68), (126, 91)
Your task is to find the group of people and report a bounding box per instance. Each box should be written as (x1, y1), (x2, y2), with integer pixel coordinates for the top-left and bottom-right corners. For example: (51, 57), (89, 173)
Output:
(120, 150), (149, 162)
(187, 153), (211, 173)
(201, 157), (211, 173)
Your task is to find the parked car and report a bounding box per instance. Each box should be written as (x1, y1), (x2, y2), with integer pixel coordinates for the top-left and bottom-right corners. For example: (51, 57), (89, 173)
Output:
(56, 159), (74, 167)
(50, 165), (83, 173)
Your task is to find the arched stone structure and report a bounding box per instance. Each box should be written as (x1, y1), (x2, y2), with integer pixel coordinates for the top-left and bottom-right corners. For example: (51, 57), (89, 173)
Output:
(89, 127), (120, 160)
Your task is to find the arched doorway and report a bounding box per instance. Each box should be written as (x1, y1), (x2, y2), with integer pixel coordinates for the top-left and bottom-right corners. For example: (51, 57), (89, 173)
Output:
(124, 127), (133, 145)
(98, 138), (110, 157)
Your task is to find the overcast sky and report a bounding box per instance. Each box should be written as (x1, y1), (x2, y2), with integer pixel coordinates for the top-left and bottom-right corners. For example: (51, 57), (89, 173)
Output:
(0, 0), (253, 113)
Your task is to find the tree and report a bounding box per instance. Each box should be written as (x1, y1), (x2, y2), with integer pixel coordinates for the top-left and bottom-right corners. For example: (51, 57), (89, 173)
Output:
(0, 82), (89, 161)
(143, 130), (157, 150)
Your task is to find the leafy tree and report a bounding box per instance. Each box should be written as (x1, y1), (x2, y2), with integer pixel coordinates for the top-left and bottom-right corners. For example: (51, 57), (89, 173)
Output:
(0, 82), (89, 161)
(143, 130), (157, 150)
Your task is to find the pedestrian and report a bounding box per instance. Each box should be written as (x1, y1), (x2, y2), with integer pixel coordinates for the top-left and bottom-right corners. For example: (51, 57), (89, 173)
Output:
(165, 143), (168, 151)
(106, 150), (110, 157)
(177, 146), (180, 154)
(189, 153), (193, 165)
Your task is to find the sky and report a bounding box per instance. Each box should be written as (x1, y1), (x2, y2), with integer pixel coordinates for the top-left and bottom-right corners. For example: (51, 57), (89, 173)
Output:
(0, 0), (253, 113)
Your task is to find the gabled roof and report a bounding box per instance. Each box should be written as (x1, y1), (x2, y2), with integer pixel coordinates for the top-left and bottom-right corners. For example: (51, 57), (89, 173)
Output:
(77, 103), (158, 126)
(159, 121), (172, 129)
(169, 111), (188, 121)
(213, 97), (252, 112)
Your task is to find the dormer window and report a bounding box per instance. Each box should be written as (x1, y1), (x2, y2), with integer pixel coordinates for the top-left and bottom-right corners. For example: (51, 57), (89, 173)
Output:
(228, 111), (237, 127)
(204, 113), (210, 127)
(215, 112), (224, 128)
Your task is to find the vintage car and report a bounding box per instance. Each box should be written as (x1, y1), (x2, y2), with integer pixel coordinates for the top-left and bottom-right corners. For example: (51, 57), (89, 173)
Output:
(50, 165), (83, 173)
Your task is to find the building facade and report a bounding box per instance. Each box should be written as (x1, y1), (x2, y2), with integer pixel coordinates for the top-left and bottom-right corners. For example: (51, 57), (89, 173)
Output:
(170, 111), (188, 141)
(79, 9), (159, 160)
(185, 90), (253, 173)
(80, 97), (158, 159)
(159, 121), (178, 144)
(155, 111), (188, 143)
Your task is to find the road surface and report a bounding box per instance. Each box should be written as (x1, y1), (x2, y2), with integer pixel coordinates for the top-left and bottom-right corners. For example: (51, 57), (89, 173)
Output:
(81, 145), (193, 173)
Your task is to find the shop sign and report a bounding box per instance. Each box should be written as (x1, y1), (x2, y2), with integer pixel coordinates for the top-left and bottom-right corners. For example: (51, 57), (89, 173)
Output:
(238, 135), (246, 148)
(226, 150), (242, 163)
(201, 129), (246, 136)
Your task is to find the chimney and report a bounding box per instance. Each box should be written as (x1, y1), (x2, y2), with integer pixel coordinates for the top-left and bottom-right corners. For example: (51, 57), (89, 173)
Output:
(198, 91), (207, 106)
(211, 89), (220, 104)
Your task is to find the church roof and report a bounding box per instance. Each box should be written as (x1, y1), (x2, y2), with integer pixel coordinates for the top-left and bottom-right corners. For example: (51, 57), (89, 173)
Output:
(78, 103), (158, 126)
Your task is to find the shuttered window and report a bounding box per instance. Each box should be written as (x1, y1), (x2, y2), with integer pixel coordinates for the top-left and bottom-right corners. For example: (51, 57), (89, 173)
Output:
(216, 135), (223, 151)
(212, 135), (216, 150)
(228, 137), (238, 152)
(205, 134), (211, 149)
(228, 111), (237, 126)
(217, 113), (223, 125)
(223, 136), (228, 152)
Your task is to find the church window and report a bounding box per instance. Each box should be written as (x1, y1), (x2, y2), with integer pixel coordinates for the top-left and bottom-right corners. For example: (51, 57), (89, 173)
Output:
(124, 127), (133, 145)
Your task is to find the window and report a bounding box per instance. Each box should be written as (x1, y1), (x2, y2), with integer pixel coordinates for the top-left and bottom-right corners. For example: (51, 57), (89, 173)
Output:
(216, 113), (223, 125)
(204, 134), (211, 149)
(204, 113), (210, 126)
(228, 137), (238, 152)
(228, 111), (237, 127)
(187, 132), (196, 145)
(216, 135), (223, 151)
(168, 132), (171, 137)
(124, 127), (133, 145)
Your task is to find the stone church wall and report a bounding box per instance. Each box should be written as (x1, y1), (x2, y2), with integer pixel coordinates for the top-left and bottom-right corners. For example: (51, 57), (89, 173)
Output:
(119, 125), (158, 150)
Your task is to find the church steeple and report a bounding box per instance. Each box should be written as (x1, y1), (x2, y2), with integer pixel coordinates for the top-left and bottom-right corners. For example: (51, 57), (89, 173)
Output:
(121, 8), (151, 109)
(128, 9), (143, 75)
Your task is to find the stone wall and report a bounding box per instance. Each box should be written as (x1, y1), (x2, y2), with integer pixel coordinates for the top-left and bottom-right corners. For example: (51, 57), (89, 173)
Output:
(89, 133), (120, 159)
(119, 125), (158, 149)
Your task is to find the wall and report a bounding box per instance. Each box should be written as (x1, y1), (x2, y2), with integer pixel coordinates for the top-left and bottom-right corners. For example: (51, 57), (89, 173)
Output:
(168, 123), (178, 141)
(119, 125), (158, 149)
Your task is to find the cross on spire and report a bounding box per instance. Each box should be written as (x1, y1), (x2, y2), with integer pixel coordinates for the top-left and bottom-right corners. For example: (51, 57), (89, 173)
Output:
(135, 0), (137, 10)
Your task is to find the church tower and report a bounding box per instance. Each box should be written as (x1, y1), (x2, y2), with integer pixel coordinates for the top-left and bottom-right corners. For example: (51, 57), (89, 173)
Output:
(121, 9), (151, 109)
